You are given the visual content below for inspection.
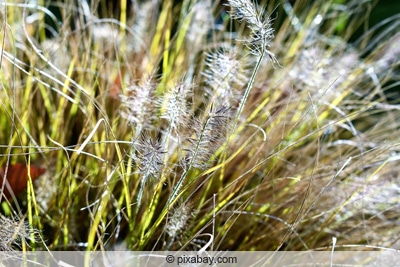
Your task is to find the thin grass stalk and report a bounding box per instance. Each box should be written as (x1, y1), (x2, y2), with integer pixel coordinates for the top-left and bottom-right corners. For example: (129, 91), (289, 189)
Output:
(232, 46), (265, 131)
(227, 0), (277, 139)
(167, 114), (212, 205)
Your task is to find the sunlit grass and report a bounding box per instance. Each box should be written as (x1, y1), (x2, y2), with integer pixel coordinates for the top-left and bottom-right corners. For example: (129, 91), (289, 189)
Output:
(0, 0), (399, 252)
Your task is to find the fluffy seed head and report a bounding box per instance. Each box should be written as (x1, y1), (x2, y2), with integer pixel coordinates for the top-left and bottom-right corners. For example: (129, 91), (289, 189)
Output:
(161, 81), (193, 130)
(203, 48), (247, 106)
(227, 0), (275, 56)
(184, 105), (232, 170)
(133, 136), (166, 180)
(166, 205), (191, 238)
(120, 77), (156, 132)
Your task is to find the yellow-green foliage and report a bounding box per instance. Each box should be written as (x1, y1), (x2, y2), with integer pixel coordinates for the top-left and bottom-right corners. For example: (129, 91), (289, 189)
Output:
(0, 0), (399, 251)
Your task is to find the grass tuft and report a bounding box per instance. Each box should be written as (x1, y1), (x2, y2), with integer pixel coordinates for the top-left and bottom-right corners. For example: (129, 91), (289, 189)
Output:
(0, 0), (399, 252)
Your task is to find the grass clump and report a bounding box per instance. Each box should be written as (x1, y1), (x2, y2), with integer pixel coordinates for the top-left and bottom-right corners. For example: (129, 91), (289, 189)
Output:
(0, 0), (399, 252)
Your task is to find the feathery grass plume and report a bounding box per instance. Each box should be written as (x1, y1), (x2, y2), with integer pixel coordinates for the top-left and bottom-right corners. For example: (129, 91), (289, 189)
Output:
(165, 204), (191, 249)
(184, 105), (232, 170)
(227, 0), (275, 58)
(203, 48), (247, 106)
(119, 76), (156, 135)
(160, 80), (193, 170)
(288, 47), (359, 99)
(132, 135), (166, 213)
(167, 105), (231, 205)
(186, 1), (213, 48)
(161, 80), (193, 132)
(0, 215), (38, 253)
(226, 0), (277, 132)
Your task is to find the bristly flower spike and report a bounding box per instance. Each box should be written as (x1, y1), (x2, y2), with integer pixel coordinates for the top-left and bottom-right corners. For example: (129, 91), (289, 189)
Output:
(227, 0), (276, 59)
(226, 0), (278, 132)
(133, 135), (166, 214)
